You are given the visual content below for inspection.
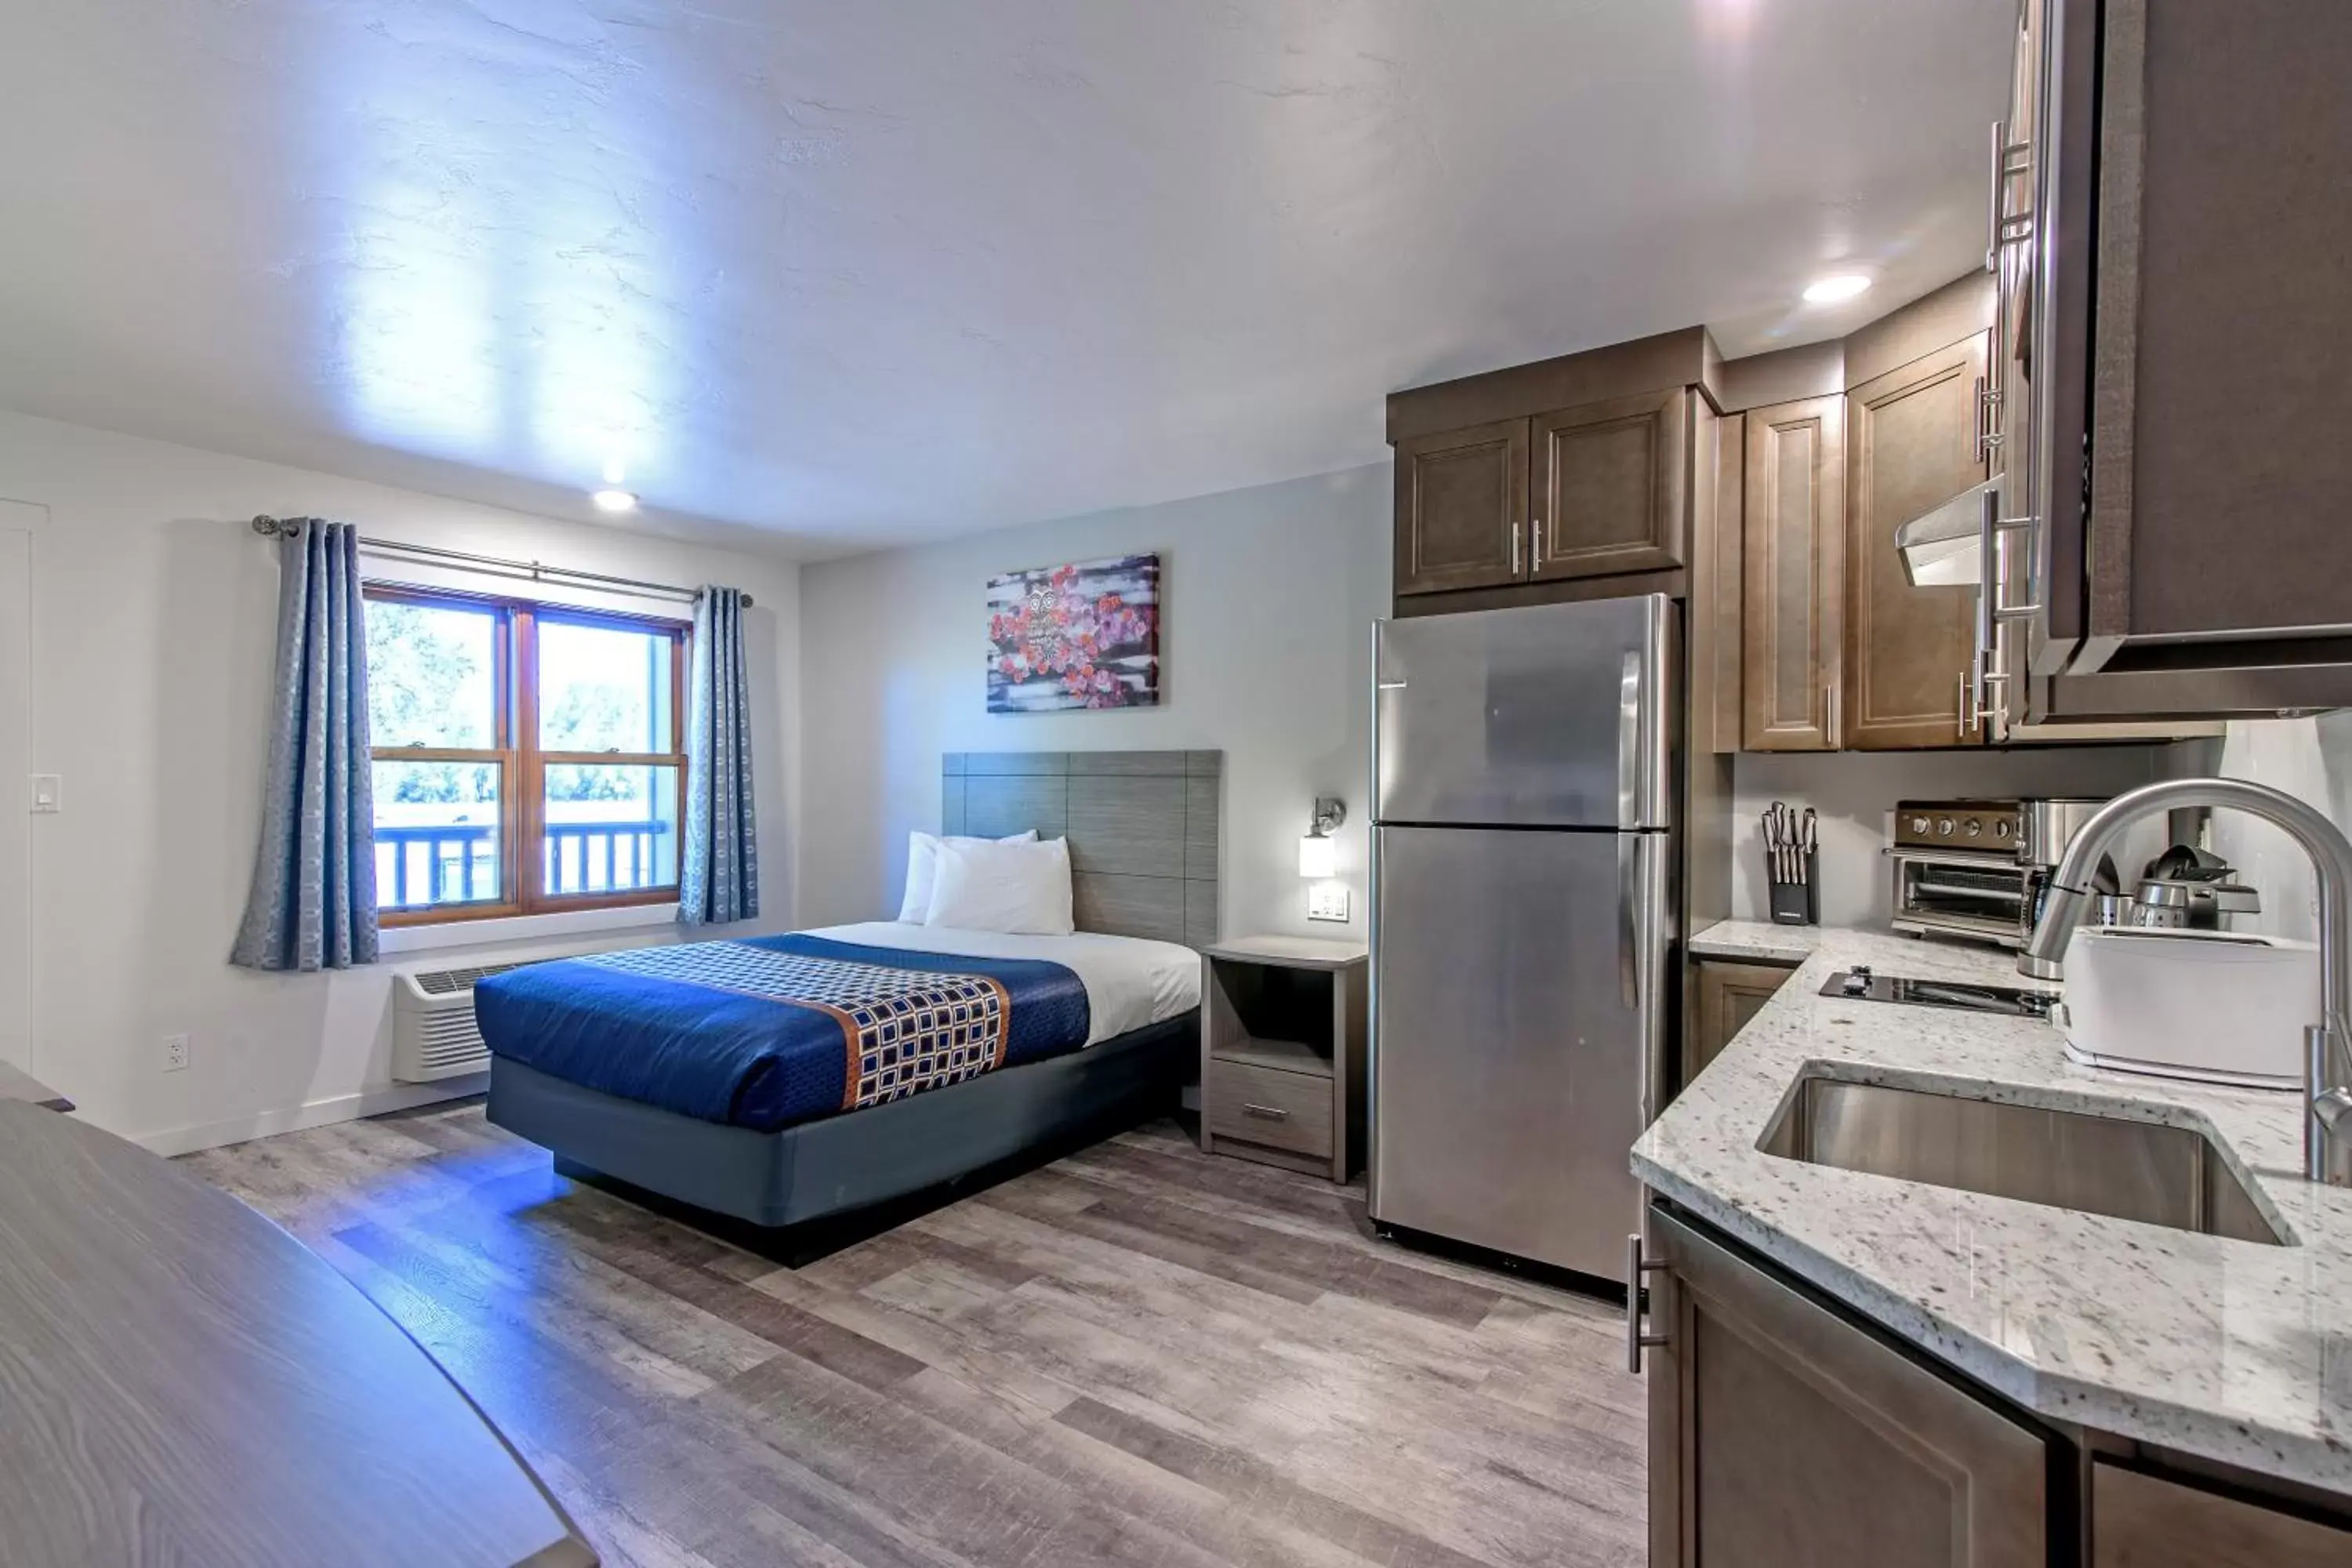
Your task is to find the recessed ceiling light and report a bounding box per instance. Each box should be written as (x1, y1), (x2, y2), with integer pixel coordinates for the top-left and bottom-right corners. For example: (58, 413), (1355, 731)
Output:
(590, 488), (638, 514)
(1802, 274), (1872, 304)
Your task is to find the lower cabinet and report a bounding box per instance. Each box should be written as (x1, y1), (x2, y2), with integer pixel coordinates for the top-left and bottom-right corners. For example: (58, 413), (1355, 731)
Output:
(1639, 1206), (2352, 1566)
(1687, 958), (1796, 1085)
(1643, 1207), (2049, 1568)
(2092, 1462), (2352, 1566)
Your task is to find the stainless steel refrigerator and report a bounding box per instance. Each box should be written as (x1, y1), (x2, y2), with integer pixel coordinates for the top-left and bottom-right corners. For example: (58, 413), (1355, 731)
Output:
(1368, 594), (1675, 1280)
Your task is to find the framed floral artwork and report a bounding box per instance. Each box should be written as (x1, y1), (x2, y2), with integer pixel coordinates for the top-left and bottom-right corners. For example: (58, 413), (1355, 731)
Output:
(985, 554), (1161, 713)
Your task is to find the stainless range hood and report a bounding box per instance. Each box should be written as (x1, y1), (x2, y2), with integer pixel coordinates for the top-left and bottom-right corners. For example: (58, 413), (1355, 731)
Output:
(1890, 475), (2223, 742)
(1895, 477), (2002, 588)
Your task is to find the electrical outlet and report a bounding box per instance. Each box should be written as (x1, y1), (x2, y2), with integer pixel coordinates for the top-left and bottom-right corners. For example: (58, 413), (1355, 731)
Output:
(1306, 883), (1352, 924)
(163, 1033), (190, 1073)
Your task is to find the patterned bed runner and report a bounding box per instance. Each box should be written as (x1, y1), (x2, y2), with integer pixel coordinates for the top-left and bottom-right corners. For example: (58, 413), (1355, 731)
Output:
(583, 942), (1012, 1110)
(472, 933), (1093, 1131)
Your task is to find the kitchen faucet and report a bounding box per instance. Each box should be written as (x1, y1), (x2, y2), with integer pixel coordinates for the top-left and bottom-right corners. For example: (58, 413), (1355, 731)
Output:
(2020, 778), (2352, 1186)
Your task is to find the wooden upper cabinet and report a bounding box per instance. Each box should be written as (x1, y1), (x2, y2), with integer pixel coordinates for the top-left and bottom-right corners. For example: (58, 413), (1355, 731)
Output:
(1385, 327), (1720, 612)
(1530, 387), (1690, 581)
(1648, 1209), (2048, 1568)
(1393, 419), (1527, 597)
(1741, 394), (1846, 750)
(1844, 334), (1991, 749)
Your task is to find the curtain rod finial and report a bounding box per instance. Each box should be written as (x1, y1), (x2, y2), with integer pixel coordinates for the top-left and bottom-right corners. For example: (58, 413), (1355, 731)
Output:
(251, 515), (280, 536)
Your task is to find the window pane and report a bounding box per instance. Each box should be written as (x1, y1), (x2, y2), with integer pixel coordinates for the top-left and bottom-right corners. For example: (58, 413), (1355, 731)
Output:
(365, 600), (499, 749)
(539, 620), (674, 753)
(543, 764), (679, 896)
(372, 760), (503, 910)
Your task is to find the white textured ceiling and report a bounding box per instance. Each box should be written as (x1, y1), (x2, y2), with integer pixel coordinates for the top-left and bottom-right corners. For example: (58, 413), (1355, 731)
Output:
(0, 2), (2009, 555)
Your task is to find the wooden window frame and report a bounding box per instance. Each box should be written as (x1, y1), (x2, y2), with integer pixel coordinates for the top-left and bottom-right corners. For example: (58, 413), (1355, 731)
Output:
(365, 584), (691, 927)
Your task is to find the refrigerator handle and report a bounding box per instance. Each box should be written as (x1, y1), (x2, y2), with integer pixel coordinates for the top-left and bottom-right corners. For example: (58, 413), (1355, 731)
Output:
(1616, 649), (1642, 828)
(1617, 834), (1640, 1012)
(1619, 833), (1666, 1128)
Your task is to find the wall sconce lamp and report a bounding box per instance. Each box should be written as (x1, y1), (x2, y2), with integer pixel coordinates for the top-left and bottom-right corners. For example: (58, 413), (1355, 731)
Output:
(1298, 797), (1345, 880)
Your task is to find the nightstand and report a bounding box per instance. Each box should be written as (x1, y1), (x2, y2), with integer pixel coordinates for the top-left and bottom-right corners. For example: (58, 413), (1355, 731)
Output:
(1199, 935), (1368, 1182)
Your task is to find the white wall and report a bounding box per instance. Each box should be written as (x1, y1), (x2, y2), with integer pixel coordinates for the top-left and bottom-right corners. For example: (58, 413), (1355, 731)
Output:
(797, 466), (1388, 942)
(0, 506), (31, 1077)
(1730, 746), (2180, 927)
(0, 411), (802, 1152)
(2193, 715), (2352, 942)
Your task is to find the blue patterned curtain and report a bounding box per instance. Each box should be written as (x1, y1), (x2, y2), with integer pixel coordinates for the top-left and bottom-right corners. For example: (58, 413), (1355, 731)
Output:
(230, 519), (378, 971)
(680, 586), (759, 925)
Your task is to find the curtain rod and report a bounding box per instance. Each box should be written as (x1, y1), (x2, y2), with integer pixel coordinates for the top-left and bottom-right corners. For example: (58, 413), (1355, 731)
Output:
(248, 515), (750, 608)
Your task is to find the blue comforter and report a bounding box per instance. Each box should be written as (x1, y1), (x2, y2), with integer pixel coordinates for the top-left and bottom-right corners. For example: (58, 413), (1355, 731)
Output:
(473, 934), (1092, 1132)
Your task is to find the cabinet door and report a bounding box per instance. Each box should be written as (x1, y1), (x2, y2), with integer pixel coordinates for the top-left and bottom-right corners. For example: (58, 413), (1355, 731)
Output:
(1530, 387), (1690, 581)
(2082, 3), (2352, 652)
(1688, 960), (1794, 1085)
(1647, 1208), (2047, 1568)
(1845, 335), (1991, 749)
(2092, 1461), (2352, 1566)
(1741, 396), (1846, 750)
(1393, 419), (1528, 597)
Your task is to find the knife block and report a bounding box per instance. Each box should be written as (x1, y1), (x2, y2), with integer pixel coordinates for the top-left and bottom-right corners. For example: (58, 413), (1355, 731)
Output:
(1766, 848), (1818, 926)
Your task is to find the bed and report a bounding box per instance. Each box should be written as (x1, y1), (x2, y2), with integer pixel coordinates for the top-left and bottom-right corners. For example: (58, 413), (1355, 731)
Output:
(481, 750), (1219, 1229)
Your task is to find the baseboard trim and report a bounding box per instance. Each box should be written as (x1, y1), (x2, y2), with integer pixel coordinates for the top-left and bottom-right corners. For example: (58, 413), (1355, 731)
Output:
(131, 1075), (491, 1158)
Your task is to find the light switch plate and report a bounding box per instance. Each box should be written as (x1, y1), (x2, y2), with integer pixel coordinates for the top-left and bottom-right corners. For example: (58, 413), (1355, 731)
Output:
(1306, 883), (1351, 924)
(28, 774), (60, 814)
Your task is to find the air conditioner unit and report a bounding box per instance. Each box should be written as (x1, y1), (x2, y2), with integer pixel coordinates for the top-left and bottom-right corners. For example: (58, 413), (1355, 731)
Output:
(391, 962), (530, 1083)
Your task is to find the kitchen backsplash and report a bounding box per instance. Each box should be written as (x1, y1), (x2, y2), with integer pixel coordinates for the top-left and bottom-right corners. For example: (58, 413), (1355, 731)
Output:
(2187, 713), (2352, 944)
(1730, 721), (2352, 937)
(1729, 745), (2181, 930)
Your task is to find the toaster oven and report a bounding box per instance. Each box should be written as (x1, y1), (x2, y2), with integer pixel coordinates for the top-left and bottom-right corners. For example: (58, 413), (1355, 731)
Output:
(1887, 799), (2114, 949)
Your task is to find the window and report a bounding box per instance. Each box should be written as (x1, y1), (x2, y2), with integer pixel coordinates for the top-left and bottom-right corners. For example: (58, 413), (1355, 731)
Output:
(364, 586), (688, 924)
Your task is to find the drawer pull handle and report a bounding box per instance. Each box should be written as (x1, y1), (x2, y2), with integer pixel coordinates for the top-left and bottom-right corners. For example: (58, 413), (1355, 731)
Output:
(1241, 1103), (1290, 1121)
(1625, 1233), (1669, 1373)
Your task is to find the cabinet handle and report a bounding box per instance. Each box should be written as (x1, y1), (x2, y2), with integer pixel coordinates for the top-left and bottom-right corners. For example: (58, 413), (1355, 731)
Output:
(1972, 487), (1998, 722)
(1959, 669), (1979, 741)
(1984, 119), (2004, 274)
(1241, 1103), (1290, 1121)
(1510, 521), (1523, 575)
(1971, 373), (2002, 463)
(1824, 681), (1842, 750)
(1624, 1233), (1669, 1373)
(1530, 516), (1544, 572)
(1987, 119), (2036, 259)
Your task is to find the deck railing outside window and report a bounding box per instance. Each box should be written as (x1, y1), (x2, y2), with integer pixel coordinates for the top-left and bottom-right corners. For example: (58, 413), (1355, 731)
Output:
(376, 818), (673, 909)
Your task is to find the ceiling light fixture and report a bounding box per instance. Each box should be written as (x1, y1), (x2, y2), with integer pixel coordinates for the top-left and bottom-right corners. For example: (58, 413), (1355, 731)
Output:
(590, 488), (639, 514)
(1802, 274), (1872, 305)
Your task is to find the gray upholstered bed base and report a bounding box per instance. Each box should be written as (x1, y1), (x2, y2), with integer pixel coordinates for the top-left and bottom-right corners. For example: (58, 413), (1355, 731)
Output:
(485, 1014), (1193, 1229)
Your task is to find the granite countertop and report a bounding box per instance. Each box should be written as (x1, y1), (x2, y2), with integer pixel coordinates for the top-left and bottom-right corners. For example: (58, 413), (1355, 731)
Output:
(1687, 918), (1824, 966)
(1641, 920), (2352, 1493)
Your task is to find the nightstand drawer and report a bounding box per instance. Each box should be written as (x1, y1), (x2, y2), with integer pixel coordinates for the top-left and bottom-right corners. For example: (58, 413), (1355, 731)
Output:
(1206, 1062), (1334, 1159)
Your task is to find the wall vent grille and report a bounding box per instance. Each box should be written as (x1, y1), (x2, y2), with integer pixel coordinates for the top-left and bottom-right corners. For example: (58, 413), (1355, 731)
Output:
(391, 962), (532, 1082)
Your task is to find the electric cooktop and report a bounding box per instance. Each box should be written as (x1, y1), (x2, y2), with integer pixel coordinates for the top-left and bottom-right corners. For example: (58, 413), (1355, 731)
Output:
(1819, 966), (2059, 1019)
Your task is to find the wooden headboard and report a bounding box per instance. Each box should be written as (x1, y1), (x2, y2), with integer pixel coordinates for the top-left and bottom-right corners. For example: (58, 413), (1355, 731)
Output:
(942, 751), (1221, 947)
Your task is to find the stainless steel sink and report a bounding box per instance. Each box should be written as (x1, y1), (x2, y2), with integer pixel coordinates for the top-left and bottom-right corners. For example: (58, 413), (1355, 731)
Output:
(1759, 1074), (2287, 1246)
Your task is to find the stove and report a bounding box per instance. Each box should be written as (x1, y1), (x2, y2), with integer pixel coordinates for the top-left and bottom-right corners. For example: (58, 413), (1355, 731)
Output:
(1819, 966), (2060, 1019)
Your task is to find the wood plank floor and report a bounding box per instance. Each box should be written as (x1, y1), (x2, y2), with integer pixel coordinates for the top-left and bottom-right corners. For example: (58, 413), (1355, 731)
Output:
(183, 1104), (1645, 1568)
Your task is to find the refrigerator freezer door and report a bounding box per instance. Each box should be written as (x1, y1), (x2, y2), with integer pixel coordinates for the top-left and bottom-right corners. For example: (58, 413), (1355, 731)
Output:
(1370, 824), (1667, 1278)
(1375, 595), (1673, 830)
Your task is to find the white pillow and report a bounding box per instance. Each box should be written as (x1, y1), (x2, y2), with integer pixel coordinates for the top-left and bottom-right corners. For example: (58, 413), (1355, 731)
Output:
(925, 837), (1075, 935)
(898, 829), (1037, 922)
